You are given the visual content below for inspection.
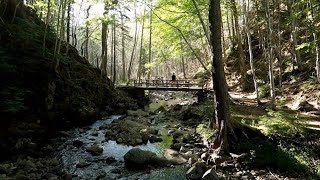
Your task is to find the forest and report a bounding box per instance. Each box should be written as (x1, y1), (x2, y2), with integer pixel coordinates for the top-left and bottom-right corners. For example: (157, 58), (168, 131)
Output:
(1, 0), (320, 179)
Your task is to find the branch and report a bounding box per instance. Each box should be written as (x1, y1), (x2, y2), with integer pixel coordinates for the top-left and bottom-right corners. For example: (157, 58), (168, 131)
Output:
(145, 4), (208, 71)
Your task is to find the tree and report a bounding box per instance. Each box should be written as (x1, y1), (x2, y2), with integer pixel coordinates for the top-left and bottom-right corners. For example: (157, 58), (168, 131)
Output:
(209, 0), (232, 149)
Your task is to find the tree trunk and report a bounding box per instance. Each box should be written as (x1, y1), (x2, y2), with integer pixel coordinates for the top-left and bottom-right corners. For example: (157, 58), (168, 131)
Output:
(121, 12), (126, 81)
(244, 0), (260, 104)
(42, 0), (51, 56)
(288, 0), (301, 70)
(265, 0), (276, 109)
(308, 0), (320, 81)
(112, 16), (116, 83)
(209, 0), (232, 150)
(66, 0), (71, 54)
(128, 2), (138, 80)
(230, 0), (246, 87)
(138, 8), (146, 80)
(148, 0), (152, 79)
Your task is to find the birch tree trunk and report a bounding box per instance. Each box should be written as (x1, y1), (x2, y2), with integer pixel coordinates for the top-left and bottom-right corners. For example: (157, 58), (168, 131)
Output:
(244, 0), (260, 104)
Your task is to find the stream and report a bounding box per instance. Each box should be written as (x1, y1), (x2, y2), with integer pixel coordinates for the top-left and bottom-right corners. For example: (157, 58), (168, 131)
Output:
(57, 115), (187, 180)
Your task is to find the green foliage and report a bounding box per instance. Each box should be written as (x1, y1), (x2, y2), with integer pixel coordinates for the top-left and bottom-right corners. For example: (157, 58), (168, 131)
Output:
(196, 123), (214, 141)
(258, 83), (270, 98)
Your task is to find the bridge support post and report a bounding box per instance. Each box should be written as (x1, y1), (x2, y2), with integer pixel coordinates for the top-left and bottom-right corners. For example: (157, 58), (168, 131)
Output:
(196, 90), (207, 103)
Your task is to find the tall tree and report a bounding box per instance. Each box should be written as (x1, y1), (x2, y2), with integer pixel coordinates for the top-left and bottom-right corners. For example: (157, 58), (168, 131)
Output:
(209, 0), (232, 149)
(148, 0), (152, 79)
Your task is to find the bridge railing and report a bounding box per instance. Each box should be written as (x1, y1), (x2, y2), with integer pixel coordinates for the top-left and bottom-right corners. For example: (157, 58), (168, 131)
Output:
(129, 79), (207, 89)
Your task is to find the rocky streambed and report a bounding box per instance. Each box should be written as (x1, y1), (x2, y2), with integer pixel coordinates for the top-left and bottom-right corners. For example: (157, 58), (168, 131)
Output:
(57, 115), (188, 180)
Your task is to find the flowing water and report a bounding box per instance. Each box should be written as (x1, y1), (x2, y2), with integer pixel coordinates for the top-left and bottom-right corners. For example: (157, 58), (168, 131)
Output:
(57, 115), (187, 180)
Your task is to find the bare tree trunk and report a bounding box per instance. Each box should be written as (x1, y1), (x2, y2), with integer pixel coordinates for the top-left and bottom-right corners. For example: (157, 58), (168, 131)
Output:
(42, 0), (51, 56)
(288, 0), (301, 70)
(128, 2), (138, 80)
(182, 54), (186, 79)
(66, 0), (71, 54)
(53, 1), (62, 59)
(148, 0), (152, 79)
(308, 0), (320, 81)
(112, 15), (116, 83)
(138, 8), (146, 80)
(121, 12), (126, 81)
(244, 0), (260, 104)
(84, 5), (91, 60)
(101, 24), (108, 75)
(230, 0), (246, 87)
(265, 0), (276, 109)
(209, 0), (232, 150)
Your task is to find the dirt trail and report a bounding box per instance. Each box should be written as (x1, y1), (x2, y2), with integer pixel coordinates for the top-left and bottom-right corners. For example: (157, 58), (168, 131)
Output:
(230, 91), (320, 131)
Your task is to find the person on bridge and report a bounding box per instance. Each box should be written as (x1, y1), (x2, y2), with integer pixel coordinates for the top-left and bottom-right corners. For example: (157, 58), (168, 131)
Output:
(171, 73), (176, 81)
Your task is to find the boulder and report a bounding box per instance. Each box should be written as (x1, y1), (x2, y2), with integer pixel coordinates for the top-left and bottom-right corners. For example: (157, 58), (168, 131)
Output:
(105, 157), (117, 164)
(202, 168), (220, 180)
(182, 134), (193, 143)
(124, 148), (172, 169)
(127, 109), (149, 117)
(164, 149), (187, 165)
(186, 162), (207, 180)
(76, 160), (91, 168)
(123, 148), (157, 168)
(86, 144), (103, 156)
(149, 135), (162, 143)
(173, 131), (184, 139)
(170, 143), (184, 151)
(72, 140), (83, 148)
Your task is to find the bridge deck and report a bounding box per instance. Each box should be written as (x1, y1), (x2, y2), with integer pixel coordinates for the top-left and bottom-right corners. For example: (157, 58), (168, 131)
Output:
(115, 79), (211, 92)
(115, 84), (207, 91)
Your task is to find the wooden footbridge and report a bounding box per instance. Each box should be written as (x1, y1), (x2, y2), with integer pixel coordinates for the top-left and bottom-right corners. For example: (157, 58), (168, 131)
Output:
(115, 79), (211, 102)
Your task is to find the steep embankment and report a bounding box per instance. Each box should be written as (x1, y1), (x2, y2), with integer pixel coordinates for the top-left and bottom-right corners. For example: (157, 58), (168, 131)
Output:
(0, 1), (136, 147)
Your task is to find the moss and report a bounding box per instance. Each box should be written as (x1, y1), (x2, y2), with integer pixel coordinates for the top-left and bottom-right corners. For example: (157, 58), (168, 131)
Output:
(196, 123), (214, 141)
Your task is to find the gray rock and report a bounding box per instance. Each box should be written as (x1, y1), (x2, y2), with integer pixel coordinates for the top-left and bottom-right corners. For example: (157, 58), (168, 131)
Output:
(73, 140), (83, 148)
(124, 148), (157, 168)
(149, 135), (162, 143)
(202, 168), (220, 180)
(164, 149), (187, 165)
(182, 134), (193, 143)
(105, 157), (117, 164)
(76, 160), (91, 168)
(170, 143), (184, 151)
(173, 131), (184, 139)
(86, 144), (103, 156)
(186, 162), (207, 180)
(124, 148), (170, 169)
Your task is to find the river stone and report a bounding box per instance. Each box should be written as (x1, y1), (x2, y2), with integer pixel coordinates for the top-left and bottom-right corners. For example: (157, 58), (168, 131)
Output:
(186, 162), (207, 180)
(149, 135), (162, 143)
(173, 131), (184, 139)
(123, 148), (156, 168)
(76, 160), (91, 168)
(127, 109), (149, 117)
(15, 175), (31, 180)
(86, 144), (103, 156)
(170, 143), (184, 151)
(182, 133), (193, 143)
(72, 140), (84, 148)
(164, 149), (187, 165)
(105, 157), (117, 164)
(202, 168), (220, 180)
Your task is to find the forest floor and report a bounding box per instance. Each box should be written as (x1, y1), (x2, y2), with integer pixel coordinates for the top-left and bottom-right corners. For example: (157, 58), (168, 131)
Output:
(0, 89), (319, 180)
(229, 90), (320, 179)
